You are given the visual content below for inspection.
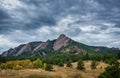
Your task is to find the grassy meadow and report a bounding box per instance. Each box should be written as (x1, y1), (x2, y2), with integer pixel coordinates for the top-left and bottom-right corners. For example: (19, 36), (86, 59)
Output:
(0, 61), (108, 78)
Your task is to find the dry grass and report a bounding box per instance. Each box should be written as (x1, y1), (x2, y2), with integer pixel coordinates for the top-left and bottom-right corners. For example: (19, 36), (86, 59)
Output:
(0, 61), (108, 78)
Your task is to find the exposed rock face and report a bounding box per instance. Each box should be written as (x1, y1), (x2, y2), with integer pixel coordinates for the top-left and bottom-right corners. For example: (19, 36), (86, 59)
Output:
(2, 48), (15, 57)
(15, 44), (32, 56)
(33, 40), (50, 53)
(53, 34), (71, 51)
(2, 44), (25, 56)
(2, 42), (41, 57)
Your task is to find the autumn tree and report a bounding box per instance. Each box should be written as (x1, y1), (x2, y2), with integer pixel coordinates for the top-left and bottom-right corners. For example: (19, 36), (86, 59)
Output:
(33, 58), (42, 68)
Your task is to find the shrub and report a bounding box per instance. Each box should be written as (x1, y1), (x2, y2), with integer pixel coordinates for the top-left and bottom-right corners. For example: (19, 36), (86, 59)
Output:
(90, 60), (98, 69)
(43, 63), (47, 70)
(77, 60), (85, 70)
(58, 61), (64, 67)
(21, 59), (33, 68)
(0, 63), (6, 69)
(13, 65), (23, 70)
(6, 61), (14, 69)
(33, 58), (42, 68)
(45, 64), (53, 71)
(66, 61), (72, 67)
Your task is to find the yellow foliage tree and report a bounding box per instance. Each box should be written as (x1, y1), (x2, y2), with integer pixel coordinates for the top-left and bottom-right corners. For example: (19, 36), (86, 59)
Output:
(43, 63), (47, 70)
(13, 65), (23, 70)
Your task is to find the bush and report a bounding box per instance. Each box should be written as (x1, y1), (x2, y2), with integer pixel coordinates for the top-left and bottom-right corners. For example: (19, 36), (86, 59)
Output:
(6, 61), (14, 69)
(45, 64), (53, 71)
(90, 60), (98, 69)
(20, 59), (33, 68)
(66, 61), (72, 67)
(0, 63), (6, 69)
(13, 65), (23, 70)
(77, 60), (85, 70)
(33, 58), (42, 68)
(43, 63), (47, 70)
(58, 61), (64, 67)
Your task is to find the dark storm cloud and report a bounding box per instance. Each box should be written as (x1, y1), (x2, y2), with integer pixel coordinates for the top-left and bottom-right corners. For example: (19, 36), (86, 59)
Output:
(0, 9), (10, 21)
(0, 0), (120, 53)
(115, 23), (120, 28)
(0, 8), (12, 33)
(0, 0), (58, 34)
(97, 0), (120, 8)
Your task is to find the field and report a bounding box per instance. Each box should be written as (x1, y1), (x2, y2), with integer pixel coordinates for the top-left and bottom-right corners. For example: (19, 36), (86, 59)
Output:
(0, 61), (108, 78)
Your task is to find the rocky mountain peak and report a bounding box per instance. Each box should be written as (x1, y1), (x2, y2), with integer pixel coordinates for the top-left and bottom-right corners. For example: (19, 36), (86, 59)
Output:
(46, 39), (51, 42)
(58, 34), (66, 39)
(53, 34), (71, 51)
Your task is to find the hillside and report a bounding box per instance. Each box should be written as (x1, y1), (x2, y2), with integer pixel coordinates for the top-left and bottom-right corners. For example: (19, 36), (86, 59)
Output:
(2, 34), (120, 58)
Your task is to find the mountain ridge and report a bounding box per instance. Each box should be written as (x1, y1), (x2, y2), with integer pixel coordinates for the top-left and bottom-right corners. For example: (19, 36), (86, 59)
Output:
(2, 34), (120, 57)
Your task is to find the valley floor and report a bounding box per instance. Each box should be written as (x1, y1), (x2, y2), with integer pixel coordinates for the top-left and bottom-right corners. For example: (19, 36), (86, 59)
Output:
(0, 61), (108, 78)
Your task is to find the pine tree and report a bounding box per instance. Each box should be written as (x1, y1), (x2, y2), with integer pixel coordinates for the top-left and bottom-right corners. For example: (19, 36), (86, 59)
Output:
(58, 61), (64, 67)
(45, 64), (53, 71)
(90, 60), (98, 69)
(77, 60), (85, 70)
(66, 61), (72, 67)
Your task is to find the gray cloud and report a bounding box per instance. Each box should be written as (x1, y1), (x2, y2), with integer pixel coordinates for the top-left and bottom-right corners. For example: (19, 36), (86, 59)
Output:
(0, 0), (120, 53)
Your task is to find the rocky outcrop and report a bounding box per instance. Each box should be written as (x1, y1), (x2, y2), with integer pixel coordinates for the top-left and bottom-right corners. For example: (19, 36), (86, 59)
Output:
(15, 44), (32, 56)
(33, 40), (50, 53)
(53, 34), (71, 51)
(2, 41), (41, 57)
(2, 44), (25, 56)
(2, 48), (16, 57)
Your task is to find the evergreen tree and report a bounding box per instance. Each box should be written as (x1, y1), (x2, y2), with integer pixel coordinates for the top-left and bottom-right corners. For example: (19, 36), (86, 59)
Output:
(45, 64), (53, 71)
(0, 56), (7, 63)
(66, 61), (72, 67)
(77, 60), (85, 70)
(117, 52), (120, 59)
(90, 60), (98, 69)
(98, 58), (120, 78)
(58, 61), (64, 67)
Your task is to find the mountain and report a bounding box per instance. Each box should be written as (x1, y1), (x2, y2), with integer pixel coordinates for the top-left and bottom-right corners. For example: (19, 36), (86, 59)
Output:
(90, 46), (120, 54)
(2, 41), (42, 56)
(2, 34), (120, 57)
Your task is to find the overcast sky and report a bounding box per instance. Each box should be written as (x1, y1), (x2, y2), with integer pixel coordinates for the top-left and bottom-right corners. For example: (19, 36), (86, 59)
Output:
(0, 0), (120, 54)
